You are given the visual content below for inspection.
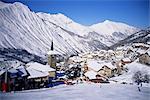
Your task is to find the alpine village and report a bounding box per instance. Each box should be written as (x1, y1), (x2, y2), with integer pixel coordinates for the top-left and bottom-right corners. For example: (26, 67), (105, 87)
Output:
(0, 40), (150, 92)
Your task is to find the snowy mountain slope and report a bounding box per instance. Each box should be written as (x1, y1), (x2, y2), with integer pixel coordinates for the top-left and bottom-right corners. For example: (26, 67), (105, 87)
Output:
(0, 1), (92, 56)
(37, 13), (139, 46)
(36, 14), (108, 52)
(110, 28), (150, 49)
(0, 1), (138, 57)
(37, 12), (91, 37)
(91, 20), (137, 36)
(90, 20), (139, 46)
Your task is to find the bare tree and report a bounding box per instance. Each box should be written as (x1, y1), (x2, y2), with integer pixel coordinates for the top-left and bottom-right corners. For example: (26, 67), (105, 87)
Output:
(132, 71), (150, 92)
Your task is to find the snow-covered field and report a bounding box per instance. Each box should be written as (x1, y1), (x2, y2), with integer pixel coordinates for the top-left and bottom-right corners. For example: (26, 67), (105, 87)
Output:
(0, 83), (149, 100)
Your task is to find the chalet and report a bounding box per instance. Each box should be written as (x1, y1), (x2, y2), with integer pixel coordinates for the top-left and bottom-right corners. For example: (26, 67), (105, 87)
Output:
(26, 62), (56, 78)
(97, 62), (117, 78)
(139, 52), (150, 65)
(133, 43), (150, 50)
(115, 46), (125, 59)
(84, 60), (117, 78)
(15, 65), (29, 90)
(0, 66), (28, 92)
(84, 71), (109, 83)
(116, 61), (124, 75)
(26, 67), (49, 89)
(124, 46), (134, 57)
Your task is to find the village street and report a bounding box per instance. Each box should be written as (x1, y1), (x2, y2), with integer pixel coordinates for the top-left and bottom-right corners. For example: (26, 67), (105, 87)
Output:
(0, 83), (149, 100)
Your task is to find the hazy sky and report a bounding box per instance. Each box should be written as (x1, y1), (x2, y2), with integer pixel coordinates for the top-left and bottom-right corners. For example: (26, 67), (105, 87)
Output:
(2, 0), (149, 28)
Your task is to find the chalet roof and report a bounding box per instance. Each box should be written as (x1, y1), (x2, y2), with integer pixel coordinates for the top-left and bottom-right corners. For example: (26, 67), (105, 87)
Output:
(133, 43), (150, 48)
(108, 50), (114, 53)
(17, 65), (28, 77)
(87, 60), (103, 71)
(147, 41), (150, 45)
(0, 70), (5, 76)
(27, 62), (55, 72)
(145, 48), (150, 56)
(87, 60), (116, 71)
(69, 56), (84, 62)
(102, 62), (117, 69)
(116, 46), (124, 51)
(27, 68), (48, 79)
(84, 70), (97, 79)
(136, 49), (147, 55)
(122, 58), (131, 62)
(8, 68), (18, 73)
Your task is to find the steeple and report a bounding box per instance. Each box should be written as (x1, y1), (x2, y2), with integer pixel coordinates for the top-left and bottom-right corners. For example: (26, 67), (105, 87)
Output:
(48, 40), (57, 69)
(51, 40), (54, 51)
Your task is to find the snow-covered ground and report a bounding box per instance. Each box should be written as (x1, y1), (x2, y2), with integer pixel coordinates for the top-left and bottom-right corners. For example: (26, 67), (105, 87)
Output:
(0, 83), (149, 100)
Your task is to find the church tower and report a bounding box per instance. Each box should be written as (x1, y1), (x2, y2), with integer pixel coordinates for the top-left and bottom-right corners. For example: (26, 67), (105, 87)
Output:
(48, 40), (56, 69)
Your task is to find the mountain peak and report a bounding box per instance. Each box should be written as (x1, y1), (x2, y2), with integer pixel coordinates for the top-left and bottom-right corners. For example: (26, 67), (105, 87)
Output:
(103, 20), (112, 23)
(0, 1), (30, 12)
(56, 13), (67, 17)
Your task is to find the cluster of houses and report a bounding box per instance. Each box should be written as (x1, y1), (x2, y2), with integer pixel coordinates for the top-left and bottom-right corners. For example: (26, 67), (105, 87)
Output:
(66, 42), (150, 83)
(0, 42), (150, 92)
(0, 49), (66, 92)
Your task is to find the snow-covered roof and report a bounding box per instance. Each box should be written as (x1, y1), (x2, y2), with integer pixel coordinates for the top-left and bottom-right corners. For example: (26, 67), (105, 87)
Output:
(147, 50), (150, 56)
(84, 70), (97, 79)
(101, 62), (117, 69)
(27, 68), (49, 79)
(116, 46), (124, 51)
(147, 41), (150, 45)
(60, 62), (65, 65)
(99, 50), (107, 53)
(87, 60), (116, 71)
(17, 66), (28, 77)
(133, 43), (150, 48)
(136, 49), (147, 55)
(8, 68), (18, 73)
(122, 58), (131, 62)
(69, 56), (84, 62)
(27, 62), (55, 72)
(108, 50), (114, 53)
(87, 60), (103, 71)
(47, 50), (61, 55)
(0, 70), (5, 76)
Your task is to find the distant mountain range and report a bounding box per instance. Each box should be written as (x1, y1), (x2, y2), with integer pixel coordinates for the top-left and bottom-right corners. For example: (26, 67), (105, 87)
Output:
(0, 1), (140, 57)
(110, 27), (150, 49)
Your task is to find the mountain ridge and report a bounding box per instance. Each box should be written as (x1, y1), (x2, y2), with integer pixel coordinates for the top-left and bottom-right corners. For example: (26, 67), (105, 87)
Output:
(0, 1), (139, 56)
